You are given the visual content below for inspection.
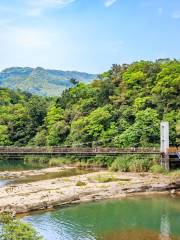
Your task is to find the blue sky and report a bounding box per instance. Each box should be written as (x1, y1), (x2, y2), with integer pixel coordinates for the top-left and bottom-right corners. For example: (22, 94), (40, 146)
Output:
(0, 0), (180, 73)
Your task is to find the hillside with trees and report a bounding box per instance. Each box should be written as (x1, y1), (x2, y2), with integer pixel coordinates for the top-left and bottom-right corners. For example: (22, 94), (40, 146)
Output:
(0, 67), (96, 96)
(0, 59), (179, 148)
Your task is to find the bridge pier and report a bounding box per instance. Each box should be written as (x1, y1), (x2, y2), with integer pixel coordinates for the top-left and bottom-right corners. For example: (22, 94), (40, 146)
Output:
(160, 154), (170, 171)
(160, 121), (169, 171)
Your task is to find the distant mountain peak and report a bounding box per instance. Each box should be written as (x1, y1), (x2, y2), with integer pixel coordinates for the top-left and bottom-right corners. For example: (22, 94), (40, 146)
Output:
(0, 67), (97, 96)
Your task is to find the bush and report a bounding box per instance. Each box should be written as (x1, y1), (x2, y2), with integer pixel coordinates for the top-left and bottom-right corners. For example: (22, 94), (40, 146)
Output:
(76, 181), (86, 186)
(24, 156), (49, 164)
(168, 170), (180, 177)
(0, 212), (44, 240)
(150, 164), (166, 174)
(49, 157), (71, 166)
(71, 155), (116, 168)
(24, 156), (74, 168)
(128, 158), (151, 172)
(110, 155), (156, 172)
(89, 174), (119, 183)
(93, 155), (115, 167)
(110, 156), (130, 172)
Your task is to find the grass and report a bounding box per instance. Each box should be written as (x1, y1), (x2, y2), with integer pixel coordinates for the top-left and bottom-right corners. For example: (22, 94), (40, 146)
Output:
(110, 155), (159, 172)
(49, 157), (72, 166)
(24, 156), (74, 167)
(167, 170), (180, 177)
(150, 164), (167, 174)
(76, 181), (86, 186)
(89, 174), (120, 183)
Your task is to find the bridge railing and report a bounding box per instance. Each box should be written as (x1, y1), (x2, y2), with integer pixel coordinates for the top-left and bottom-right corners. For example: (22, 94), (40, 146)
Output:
(0, 146), (160, 154)
(167, 147), (179, 153)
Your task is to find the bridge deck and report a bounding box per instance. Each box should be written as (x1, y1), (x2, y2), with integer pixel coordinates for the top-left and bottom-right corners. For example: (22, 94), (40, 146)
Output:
(0, 147), (161, 155)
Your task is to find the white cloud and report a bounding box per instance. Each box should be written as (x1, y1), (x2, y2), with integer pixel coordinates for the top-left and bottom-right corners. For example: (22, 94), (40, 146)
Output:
(104, 0), (117, 8)
(28, 0), (76, 7)
(26, 0), (76, 17)
(172, 11), (180, 19)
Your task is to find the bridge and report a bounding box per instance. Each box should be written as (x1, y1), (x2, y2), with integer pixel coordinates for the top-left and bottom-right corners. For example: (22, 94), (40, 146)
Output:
(0, 122), (179, 170)
(0, 146), (161, 157)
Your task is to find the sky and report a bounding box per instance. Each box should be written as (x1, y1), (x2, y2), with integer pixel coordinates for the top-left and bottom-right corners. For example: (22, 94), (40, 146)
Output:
(0, 0), (180, 73)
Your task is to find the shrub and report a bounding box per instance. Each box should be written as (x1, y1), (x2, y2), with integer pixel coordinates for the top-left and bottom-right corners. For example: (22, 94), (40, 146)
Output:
(150, 164), (166, 174)
(110, 155), (155, 172)
(24, 156), (49, 164)
(76, 181), (86, 186)
(93, 155), (115, 167)
(0, 212), (44, 240)
(49, 157), (71, 166)
(110, 156), (130, 172)
(90, 174), (119, 183)
(168, 170), (180, 177)
(128, 158), (151, 172)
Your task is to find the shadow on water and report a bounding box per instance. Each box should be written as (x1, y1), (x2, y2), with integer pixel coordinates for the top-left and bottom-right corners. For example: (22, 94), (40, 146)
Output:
(0, 158), (49, 171)
(24, 195), (180, 240)
(0, 158), (96, 186)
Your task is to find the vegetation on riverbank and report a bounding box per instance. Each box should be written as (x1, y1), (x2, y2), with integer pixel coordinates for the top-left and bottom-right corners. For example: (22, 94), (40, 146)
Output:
(0, 59), (179, 149)
(0, 212), (43, 240)
(16, 154), (161, 173)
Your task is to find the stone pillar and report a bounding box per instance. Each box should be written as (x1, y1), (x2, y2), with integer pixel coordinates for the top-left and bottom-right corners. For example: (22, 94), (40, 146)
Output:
(160, 122), (169, 171)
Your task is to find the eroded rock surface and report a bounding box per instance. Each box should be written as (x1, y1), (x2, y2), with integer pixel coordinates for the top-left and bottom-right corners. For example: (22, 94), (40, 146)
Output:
(0, 171), (179, 214)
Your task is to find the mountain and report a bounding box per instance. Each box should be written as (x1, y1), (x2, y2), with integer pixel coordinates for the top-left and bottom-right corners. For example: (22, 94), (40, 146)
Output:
(0, 67), (97, 96)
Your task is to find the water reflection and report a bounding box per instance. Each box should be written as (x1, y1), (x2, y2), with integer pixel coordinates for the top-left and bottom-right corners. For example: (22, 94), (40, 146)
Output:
(160, 214), (171, 240)
(0, 168), (94, 187)
(0, 179), (12, 187)
(102, 229), (178, 240)
(24, 196), (180, 240)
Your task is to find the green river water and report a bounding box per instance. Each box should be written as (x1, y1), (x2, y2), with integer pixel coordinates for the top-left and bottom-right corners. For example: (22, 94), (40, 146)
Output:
(1, 159), (180, 239)
(24, 195), (180, 240)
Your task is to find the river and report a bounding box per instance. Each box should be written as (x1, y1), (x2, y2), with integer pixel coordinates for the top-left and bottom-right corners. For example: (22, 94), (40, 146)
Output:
(24, 195), (180, 240)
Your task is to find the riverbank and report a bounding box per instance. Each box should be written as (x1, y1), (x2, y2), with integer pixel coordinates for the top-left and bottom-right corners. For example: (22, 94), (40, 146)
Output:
(0, 168), (180, 214)
(0, 166), (74, 179)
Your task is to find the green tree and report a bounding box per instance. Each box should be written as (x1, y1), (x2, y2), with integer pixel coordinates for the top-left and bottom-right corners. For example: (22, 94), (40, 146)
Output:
(0, 125), (11, 146)
(0, 213), (43, 240)
(46, 121), (69, 146)
(69, 106), (112, 145)
(0, 59), (179, 149)
(70, 78), (79, 85)
(31, 129), (47, 146)
(114, 108), (160, 147)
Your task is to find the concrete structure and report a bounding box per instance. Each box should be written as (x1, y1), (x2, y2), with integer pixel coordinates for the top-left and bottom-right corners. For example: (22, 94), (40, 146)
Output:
(160, 121), (169, 170)
(160, 121), (169, 154)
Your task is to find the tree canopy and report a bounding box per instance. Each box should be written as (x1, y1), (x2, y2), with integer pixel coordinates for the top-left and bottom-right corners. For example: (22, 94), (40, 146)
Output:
(0, 59), (179, 147)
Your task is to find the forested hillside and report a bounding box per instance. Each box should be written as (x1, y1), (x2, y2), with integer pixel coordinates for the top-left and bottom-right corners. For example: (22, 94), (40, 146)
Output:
(0, 59), (179, 147)
(0, 67), (96, 96)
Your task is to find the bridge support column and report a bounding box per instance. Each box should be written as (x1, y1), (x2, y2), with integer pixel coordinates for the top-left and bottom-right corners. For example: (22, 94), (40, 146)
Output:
(160, 121), (169, 171)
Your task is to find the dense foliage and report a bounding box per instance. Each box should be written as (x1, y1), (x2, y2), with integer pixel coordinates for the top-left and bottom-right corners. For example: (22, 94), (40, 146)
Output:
(0, 59), (179, 147)
(0, 88), (48, 146)
(0, 213), (43, 240)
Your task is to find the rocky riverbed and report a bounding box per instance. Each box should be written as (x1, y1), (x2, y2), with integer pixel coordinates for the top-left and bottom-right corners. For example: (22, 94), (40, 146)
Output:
(0, 166), (74, 179)
(0, 168), (179, 214)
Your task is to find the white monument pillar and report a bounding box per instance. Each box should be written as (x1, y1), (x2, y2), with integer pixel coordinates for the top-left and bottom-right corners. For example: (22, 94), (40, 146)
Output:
(160, 121), (169, 170)
(160, 121), (169, 153)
